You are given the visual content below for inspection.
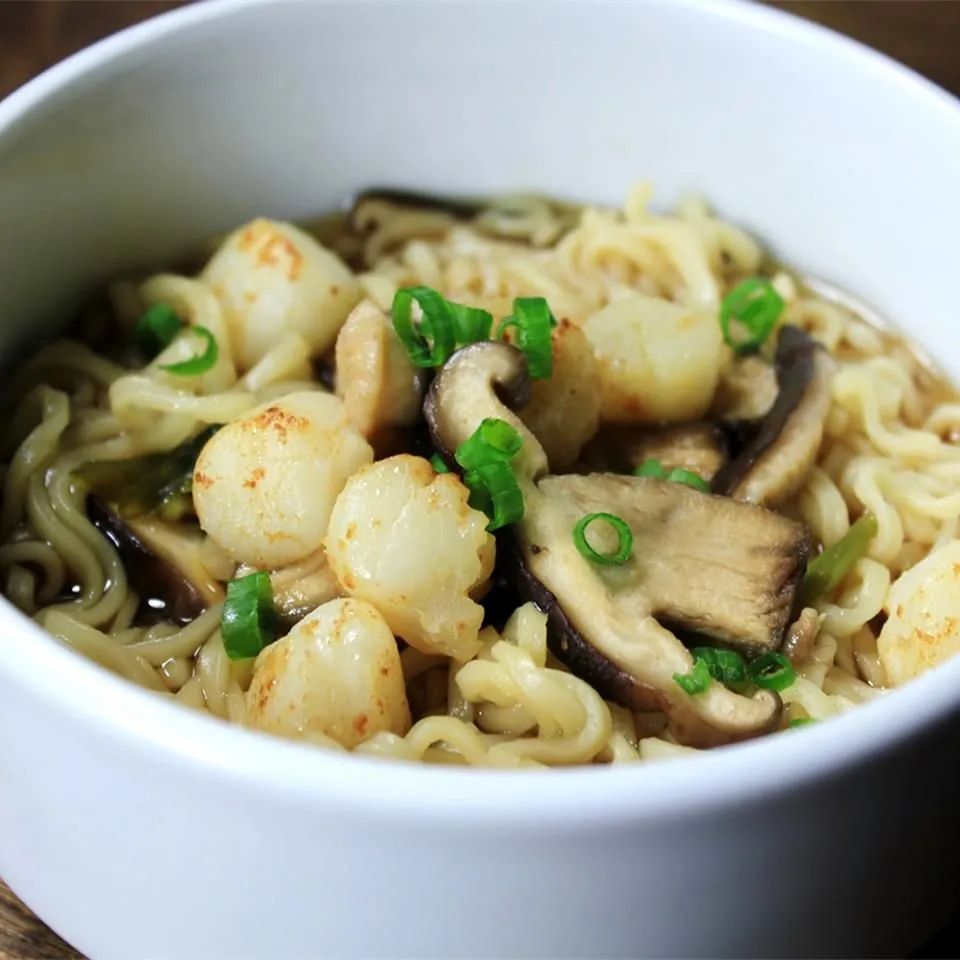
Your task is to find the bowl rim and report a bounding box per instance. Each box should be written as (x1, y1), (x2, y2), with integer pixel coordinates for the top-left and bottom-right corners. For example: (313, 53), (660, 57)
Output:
(2, 0), (960, 825)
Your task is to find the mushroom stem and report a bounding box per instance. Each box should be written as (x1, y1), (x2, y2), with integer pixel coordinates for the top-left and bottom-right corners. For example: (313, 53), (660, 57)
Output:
(423, 341), (548, 480)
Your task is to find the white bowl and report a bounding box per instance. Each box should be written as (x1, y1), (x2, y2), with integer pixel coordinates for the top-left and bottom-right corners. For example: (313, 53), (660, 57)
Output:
(2, 1), (960, 956)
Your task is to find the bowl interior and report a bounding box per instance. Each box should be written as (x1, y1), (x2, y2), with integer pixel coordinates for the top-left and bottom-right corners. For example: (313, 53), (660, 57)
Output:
(1, 0), (958, 359)
(1, 0), (960, 803)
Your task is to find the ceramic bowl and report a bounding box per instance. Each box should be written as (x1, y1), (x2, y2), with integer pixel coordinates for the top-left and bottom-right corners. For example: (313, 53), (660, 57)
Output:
(1, 2), (959, 956)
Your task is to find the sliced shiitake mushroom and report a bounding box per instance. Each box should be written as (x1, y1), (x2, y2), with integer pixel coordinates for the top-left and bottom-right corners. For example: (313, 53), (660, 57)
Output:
(712, 325), (834, 507)
(425, 341), (803, 747)
(711, 353), (779, 424)
(578, 422), (728, 481)
(88, 498), (222, 624)
(528, 474), (808, 652)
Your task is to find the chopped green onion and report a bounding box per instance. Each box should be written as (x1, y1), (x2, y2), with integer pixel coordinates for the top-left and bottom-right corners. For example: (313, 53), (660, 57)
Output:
(430, 453), (450, 474)
(496, 297), (556, 378)
(720, 278), (785, 354)
(76, 426), (216, 520)
(221, 571), (277, 660)
(159, 326), (219, 376)
(455, 417), (523, 472)
(665, 468), (709, 492)
(635, 458), (666, 479)
(392, 286), (458, 368)
(448, 302), (493, 345)
(673, 658), (711, 696)
(748, 651), (796, 692)
(464, 460), (525, 531)
(572, 512), (633, 566)
(392, 286), (492, 368)
(136, 303), (184, 357)
(635, 459), (709, 492)
(800, 512), (878, 606)
(789, 717), (816, 729)
(692, 646), (747, 685)
(455, 419), (525, 531)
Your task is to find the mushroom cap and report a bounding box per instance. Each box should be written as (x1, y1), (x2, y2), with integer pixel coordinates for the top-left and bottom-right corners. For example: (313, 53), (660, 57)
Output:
(511, 474), (804, 746)
(712, 325), (835, 507)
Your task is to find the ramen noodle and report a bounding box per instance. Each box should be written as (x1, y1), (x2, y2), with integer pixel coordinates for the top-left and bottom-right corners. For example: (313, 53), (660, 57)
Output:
(3, 183), (957, 767)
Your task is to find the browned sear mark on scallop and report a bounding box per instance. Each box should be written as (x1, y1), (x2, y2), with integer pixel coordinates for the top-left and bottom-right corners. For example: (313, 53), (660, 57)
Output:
(352, 713), (370, 736)
(243, 467), (266, 489)
(245, 405), (309, 441)
(193, 471), (214, 489)
(256, 234), (303, 280)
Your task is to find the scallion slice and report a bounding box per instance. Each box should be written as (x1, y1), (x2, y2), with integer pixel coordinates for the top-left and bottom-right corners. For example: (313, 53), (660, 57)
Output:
(159, 326), (219, 376)
(430, 453), (450, 474)
(497, 296), (556, 378)
(572, 512), (633, 566)
(673, 658), (711, 696)
(720, 278), (785, 354)
(748, 651), (796, 692)
(635, 459), (709, 492)
(635, 458), (666, 479)
(449, 302), (494, 345)
(392, 286), (457, 368)
(464, 460), (525, 531)
(221, 571), (277, 660)
(800, 512), (878, 606)
(665, 468), (709, 492)
(454, 419), (525, 531)
(455, 417), (523, 472)
(392, 286), (493, 368)
(691, 646), (748, 685)
(136, 303), (184, 357)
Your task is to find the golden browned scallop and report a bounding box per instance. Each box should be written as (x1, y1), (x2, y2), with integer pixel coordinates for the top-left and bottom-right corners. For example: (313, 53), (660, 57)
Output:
(584, 293), (722, 423)
(325, 454), (494, 662)
(247, 597), (410, 748)
(334, 299), (423, 437)
(193, 392), (372, 568)
(202, 219), (360, 371)
(517, 321), (601, 470)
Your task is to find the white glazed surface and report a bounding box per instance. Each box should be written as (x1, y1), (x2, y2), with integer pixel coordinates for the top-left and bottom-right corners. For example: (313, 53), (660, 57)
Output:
(1, 2), (960, 957)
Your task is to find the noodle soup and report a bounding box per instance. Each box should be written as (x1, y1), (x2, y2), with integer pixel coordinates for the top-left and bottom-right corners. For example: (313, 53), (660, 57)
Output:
(4, 185), (957, 766)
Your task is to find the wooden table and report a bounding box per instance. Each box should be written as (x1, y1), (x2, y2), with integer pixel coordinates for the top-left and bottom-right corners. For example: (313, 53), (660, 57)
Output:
(1, 2), (958, 957)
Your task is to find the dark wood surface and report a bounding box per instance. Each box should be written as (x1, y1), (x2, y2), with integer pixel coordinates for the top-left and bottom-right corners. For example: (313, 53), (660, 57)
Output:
(0, 2), (958, 958)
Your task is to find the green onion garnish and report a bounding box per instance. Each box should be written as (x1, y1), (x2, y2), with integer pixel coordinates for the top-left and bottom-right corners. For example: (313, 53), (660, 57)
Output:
(454, 419), (524, 531)
(634, 458), (709, 492)
(464, 460), (525, 531)
(221, 571), (277, 661)
(691, 646), (748, 685)
(392, 286), (457, 368)
(673, 658), (712, 696)
(455, 417), (523, 471)
(136, 303), (184, 357)
(635, 458), (667, 479)
(392, 286), (492, 368)
(665, 468), (709, 492)
(572, 512), (633, 566)
(430, 453), (450, 474)
(159, 326), (219, 376)
(789, 717), (816, 729)
(75, 426), (216, 520)
(748, 651), (796, 692)
(496, 296), (556, 378)
(719, 278), (785, 354)
(800, 512), (878, 606)
(448, 302), (494, 345)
